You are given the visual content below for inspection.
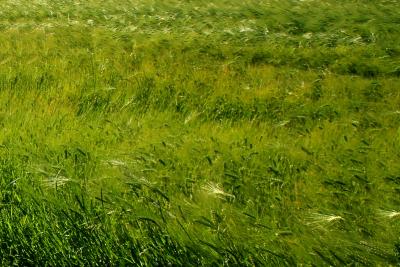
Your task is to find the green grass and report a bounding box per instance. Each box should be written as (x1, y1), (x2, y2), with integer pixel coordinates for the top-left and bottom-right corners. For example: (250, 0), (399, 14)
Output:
(0, 0), (399, 265)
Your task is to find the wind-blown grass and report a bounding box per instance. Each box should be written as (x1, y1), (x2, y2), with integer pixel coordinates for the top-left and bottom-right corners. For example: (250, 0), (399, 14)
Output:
(0, 0), (399, 265)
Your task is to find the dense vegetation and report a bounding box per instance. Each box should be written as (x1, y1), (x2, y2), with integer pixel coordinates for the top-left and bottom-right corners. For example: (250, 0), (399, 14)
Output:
(0, 0), (399, 265)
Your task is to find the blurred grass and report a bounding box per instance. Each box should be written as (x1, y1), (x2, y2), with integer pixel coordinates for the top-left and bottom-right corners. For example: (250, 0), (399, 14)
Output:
(0, 0), (399, 265)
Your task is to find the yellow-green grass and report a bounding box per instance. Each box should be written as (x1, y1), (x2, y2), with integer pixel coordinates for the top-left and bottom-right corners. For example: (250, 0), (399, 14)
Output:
(0, 0), (399, 265)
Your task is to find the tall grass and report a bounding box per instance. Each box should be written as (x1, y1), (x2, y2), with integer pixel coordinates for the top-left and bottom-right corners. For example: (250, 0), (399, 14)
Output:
(0, 0), (399, 265)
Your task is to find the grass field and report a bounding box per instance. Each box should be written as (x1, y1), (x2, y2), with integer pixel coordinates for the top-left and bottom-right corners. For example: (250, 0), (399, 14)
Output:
(0, 0), (399, 265)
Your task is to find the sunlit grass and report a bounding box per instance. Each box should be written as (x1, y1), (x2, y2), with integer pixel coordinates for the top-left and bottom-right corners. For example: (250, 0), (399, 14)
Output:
(0, 0), (398, 265)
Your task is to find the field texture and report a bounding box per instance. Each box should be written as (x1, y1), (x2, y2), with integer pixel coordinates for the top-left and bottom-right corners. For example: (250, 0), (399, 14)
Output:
(0, 0), (399, 265)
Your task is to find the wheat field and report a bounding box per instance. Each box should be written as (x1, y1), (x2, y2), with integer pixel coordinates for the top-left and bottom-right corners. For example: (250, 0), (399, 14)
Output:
(0, 0), (399, 265)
